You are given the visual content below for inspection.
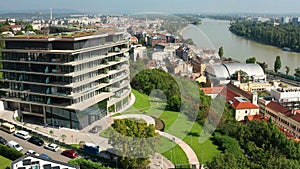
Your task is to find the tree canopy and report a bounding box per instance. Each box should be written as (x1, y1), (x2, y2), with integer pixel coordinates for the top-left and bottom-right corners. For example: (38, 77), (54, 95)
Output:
(218, 46), (224, 59)
(68, 158), (112, 169)
(245, 57), (256, 63)
(130, 68), (211, 125)
(108, 118), (159, 169)
(274, 56), (281, 73)
(230, 21), (300, 52)
(231, 70), (249, 83)
(294, 68), (300, 78)
(285, 66), (290, 75)
(208, 120), (300, 169)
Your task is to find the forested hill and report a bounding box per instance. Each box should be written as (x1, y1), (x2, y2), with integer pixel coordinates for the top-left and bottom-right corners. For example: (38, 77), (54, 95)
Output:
(229, 21), (300, 52)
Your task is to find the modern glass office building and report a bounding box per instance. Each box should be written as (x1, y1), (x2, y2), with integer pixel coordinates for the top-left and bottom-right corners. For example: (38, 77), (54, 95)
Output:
(0, 30), (131, 129)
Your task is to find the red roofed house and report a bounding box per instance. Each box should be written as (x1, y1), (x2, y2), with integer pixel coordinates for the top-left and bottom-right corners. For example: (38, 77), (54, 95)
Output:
(11, 25), (21, 32)
(265, 101), (300, 139)
(200, 87), (224, 99)
(130, 36), (138, 45)
(230, 97), (259, 121)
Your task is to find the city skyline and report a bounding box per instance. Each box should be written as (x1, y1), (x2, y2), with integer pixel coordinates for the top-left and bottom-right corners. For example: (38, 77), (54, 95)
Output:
(1, 0), (300, 14)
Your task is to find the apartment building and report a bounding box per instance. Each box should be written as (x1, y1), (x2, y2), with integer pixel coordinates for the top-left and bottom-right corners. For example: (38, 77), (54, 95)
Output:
(270, 87), (300, 109)
(265, 101), (300, 139)
(0, 30), (131, 129)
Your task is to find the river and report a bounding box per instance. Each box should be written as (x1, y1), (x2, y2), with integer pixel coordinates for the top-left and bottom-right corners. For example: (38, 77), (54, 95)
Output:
(181, 18), (300, 74)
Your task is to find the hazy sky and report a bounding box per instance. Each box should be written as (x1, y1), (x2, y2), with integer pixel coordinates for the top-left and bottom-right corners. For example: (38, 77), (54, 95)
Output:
(1, 0), (300, 14)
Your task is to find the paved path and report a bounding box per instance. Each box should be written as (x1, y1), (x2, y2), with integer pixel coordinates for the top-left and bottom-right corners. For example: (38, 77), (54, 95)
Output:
(156, 131), (199, 168)
(111, 114), (200, 168)
(0, 94), (175, 168)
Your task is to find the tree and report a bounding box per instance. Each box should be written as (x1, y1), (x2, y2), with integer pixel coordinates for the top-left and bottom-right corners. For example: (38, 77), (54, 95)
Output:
(49, 130), (54, 142)
(246, 57), (256, 63)
(274, 56), (281, 73)
(15, 30), (24, 35)
(108, 119), (160, 169)
(218, 46), (224, 59)
(285, 66), (290, 75)
(232, 70), (249, 83)
(25, 24), (33, 31)
(294, 67), (300, 78)
(257, 61), (268, 73)
(61, 134), (67, 143)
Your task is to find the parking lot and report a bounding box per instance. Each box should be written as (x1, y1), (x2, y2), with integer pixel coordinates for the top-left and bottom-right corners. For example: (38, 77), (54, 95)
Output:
(0, 129), (71, 163)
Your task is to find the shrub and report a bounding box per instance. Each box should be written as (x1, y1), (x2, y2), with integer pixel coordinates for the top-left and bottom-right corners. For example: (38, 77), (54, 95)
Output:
(0, 144), (23, 160)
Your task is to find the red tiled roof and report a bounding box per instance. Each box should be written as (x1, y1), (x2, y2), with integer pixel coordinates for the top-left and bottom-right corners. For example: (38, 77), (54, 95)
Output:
(231, 100), (259, 109)
(291, 114), (300, 123)
(247, 114), (265, 121)
(200, 87), (224, 95)
(266, 101), (290, 114)
(131, 36), (138, 41)
(220, 86), (239, 102)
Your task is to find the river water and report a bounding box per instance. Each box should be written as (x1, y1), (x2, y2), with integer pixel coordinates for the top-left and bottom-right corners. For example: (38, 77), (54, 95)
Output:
(181, 18), (300, 74)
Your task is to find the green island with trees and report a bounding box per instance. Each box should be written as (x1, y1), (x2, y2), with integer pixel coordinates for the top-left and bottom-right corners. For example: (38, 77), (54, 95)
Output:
(229, 21), (300, 52)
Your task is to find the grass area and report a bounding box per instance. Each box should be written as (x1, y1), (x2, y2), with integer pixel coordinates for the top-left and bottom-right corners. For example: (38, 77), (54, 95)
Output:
(131, 90), (150, 111)
(160, 111), (220, 163)
(110, 89), (220, 164)
(183, 124), (220, 163)
(0, 155), (11, 169)
(158, 137), (188, 165)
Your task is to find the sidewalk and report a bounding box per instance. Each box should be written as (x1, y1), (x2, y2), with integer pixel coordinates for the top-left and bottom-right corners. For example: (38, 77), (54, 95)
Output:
(0, 93), (175, 168)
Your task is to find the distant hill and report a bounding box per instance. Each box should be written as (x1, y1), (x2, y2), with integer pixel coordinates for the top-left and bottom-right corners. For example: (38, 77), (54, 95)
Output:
(0, 8), (81, 14)
(0, 9), (85, 19)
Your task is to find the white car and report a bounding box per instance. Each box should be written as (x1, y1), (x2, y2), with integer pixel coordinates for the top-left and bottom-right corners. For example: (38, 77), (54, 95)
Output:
(14, 130), (30, 140)
(7, 140), (23, 151)
(25, 150), (39, 156)
(44, 143), (59, 152)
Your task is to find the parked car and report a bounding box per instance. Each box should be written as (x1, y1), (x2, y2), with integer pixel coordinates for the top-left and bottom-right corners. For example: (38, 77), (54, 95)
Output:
(62, 149), (79, 158)
(14, 130), (30, 140)
(89, 125), (103, 133)
(7, 140), (23, 151)
(44, 143), (59, 152)
(25, 150), (39, 156)
(39, 153), (51, 160)
(0, 136), (7, 145)
(28, 136), (44, 146)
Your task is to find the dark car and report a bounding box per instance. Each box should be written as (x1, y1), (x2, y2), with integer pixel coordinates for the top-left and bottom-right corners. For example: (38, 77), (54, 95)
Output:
(39, 153), (51, 160)
(89, 125), (103, 133)
(62, 149), (79, 159)
(28, 136), (44, 146)
(0, 136), (7, 145)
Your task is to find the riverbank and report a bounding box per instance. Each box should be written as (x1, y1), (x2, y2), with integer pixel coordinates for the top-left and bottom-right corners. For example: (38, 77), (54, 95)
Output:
(230, 30), (299, 54)
(180, 18), (300, 74)
(179, 24), (193, 37)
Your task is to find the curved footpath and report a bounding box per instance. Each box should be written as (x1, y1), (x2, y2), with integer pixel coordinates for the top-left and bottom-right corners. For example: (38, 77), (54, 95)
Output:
(0, 93), (175, 168)
(112, 114), (200, 168)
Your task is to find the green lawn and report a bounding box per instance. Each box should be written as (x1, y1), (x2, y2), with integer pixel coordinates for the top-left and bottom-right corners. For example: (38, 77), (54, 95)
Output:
(158, 137), (188, 165)
(110, 90), (220, 164)
(131, 90), (150, 111)
(183, 124), (220, 163)
(0, 155), (11, 169)
(159, 111), (220, 163)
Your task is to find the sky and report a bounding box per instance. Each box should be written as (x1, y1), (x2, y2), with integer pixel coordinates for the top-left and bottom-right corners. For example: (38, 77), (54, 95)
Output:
(1, 0), (300, 14)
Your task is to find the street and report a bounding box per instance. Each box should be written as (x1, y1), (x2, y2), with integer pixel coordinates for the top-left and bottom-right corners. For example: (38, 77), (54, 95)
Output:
(0, 130), (71, 163)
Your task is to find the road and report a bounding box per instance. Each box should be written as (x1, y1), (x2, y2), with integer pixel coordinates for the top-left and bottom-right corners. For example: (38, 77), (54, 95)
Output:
(0, 130), (70, 163)
(267, 75), (300, 87)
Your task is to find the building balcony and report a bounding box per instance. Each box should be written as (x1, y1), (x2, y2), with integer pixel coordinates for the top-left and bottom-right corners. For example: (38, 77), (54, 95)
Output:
(0, 69), (72, 77)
